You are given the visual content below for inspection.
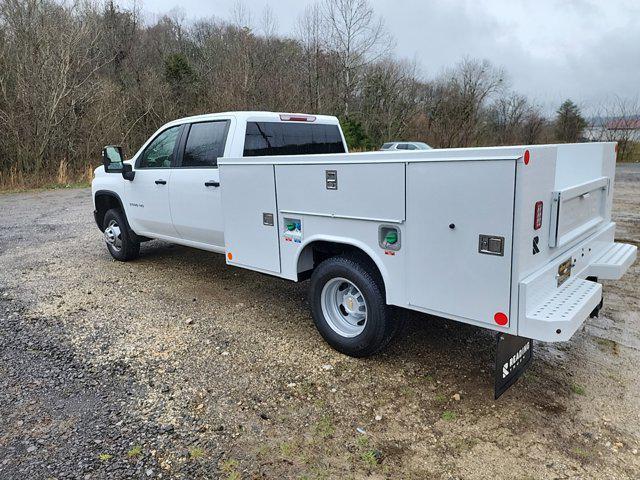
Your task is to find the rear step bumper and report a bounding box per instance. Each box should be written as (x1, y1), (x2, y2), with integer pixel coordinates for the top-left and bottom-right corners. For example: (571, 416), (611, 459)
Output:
(587, 242), (637, 280)
(518, 234), (636, 342)
(521, 277), (602, 342)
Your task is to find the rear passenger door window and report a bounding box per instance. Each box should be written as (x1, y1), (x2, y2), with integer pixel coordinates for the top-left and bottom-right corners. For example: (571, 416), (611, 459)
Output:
(243, 122), (345, 157)
(181, 121), (230, 168)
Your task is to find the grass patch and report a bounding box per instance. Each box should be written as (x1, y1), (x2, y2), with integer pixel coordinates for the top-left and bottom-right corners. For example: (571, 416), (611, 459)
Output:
(572, 447), (590, 458)
(361, 449), (380, 468)
(570, 384), (586, 395)
(0, 181), (90, 195)
(279, 441), (296, 458)
(434, 393), (447, 404)
(298, 378), (316, 396)
(127, 445), (142, 458)
(256, 444), (270, 458)
(314, 415), (335, 439)
(189, 446), (205, 459)
(441, 411), (457, 421)
(596, 337), (619, 355)
(98, 453), (113, 461)
(452, 437), (479, 452)
(400, 386), (417, 398)
(220, 458), (240, 480)
(356, 435), (370, 448)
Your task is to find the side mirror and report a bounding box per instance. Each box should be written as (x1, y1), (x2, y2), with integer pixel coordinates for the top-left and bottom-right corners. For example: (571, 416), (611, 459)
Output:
(102, 146), (124, 173)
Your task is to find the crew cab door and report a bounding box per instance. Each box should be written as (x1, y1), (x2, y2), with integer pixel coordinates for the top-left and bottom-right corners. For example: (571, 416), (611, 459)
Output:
(168, 119), (231, 248)
(125, 125), (182, 238)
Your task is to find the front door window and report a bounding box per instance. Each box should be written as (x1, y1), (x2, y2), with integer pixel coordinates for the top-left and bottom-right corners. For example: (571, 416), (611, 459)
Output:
(138, 126), (181, 168)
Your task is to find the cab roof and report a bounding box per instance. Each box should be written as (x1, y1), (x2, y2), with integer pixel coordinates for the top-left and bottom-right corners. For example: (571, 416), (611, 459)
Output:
(163, 111), (340, 128)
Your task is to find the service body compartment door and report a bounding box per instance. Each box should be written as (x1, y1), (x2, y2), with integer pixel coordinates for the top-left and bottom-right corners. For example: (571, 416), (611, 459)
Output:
(219, 164), (281, 273)
(406, 160), (516, 326)
(275, 162), (405, 222)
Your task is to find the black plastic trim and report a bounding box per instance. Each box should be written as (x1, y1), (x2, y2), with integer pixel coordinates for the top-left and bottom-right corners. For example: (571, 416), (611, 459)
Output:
(93, 190), (140, 240)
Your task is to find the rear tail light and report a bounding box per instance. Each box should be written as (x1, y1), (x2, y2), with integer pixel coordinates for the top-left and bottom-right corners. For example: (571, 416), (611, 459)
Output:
(534, 201), (543, 230)
(279, 114), (316, 122)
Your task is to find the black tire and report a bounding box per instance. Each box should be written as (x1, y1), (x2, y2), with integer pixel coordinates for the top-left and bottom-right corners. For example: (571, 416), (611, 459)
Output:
(309, 254), (401, 357)
(102, 208), (140, 261)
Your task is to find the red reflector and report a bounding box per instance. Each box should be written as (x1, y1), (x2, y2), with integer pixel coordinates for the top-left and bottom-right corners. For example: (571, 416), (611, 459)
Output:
(494, 312), (508, 326)
(524, 150), (530, 165)
(279, 114), (316, 122)
(533, 201), (543, 230)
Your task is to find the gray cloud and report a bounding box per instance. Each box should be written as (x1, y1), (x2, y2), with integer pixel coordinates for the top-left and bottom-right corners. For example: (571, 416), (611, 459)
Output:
(126, 0), (640, 114)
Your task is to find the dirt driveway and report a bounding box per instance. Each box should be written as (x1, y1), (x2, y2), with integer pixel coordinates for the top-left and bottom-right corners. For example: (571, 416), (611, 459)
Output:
(1, 165), (639, 479)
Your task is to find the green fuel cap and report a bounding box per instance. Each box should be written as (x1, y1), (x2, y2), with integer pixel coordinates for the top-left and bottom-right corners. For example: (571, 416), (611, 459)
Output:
(385, 230), (398, 244)
(287, 223), (296, 231)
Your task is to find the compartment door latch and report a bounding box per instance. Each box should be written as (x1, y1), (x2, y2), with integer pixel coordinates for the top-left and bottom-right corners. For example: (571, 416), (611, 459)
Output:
(479, 234), (505, 256)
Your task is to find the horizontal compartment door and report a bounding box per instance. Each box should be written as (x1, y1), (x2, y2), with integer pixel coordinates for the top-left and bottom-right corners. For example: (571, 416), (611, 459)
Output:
(549, 177), (608, 248)
(275, 163), (405, 223)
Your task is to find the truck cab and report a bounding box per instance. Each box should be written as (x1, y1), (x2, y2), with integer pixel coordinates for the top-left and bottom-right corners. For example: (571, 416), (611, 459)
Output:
(92, 112), (347, 255)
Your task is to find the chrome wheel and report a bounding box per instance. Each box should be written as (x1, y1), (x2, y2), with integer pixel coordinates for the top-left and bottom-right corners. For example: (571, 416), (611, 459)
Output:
(320, 277), (367, 337)
(104, 219), (122, 252)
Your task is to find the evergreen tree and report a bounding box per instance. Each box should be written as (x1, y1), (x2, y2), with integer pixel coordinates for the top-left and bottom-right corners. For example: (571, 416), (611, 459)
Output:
(555, 99), (587, 142)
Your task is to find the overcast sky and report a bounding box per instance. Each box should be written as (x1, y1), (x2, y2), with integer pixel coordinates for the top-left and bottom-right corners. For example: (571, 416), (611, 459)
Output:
(123, 0), (640, 115)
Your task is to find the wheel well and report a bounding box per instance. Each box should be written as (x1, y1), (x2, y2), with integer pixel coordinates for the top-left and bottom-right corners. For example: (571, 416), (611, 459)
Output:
(94, 193), (122, 230)
(297, 241), (384, 289)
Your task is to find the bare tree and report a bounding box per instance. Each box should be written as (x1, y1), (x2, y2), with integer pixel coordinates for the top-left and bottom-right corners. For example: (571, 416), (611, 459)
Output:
(427, 59), (505, 147)
(259, 5), (278, 40)
(322, 0), (391, 117)
(360, 58), (422, 143)
(231, 0), (251, 29)
(296, 2), (325, 111)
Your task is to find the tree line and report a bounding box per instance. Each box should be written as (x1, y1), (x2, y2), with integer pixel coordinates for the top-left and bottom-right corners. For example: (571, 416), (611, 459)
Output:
(0, 0), (635, 189)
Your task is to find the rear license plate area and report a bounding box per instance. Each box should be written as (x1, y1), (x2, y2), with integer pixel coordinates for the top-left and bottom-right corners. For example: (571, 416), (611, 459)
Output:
(557, 257), (572, 286)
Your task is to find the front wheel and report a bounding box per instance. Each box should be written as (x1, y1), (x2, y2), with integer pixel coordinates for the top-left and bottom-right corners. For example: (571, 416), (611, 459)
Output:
(309, 255), (400, 357)
(102, 208), (140, 261)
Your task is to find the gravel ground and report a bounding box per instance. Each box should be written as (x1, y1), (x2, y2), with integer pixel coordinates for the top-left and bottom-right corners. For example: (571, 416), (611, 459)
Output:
(0, 165), (639, 479)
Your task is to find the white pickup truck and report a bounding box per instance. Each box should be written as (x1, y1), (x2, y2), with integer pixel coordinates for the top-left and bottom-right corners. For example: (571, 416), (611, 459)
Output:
(93, 111), (636, 397)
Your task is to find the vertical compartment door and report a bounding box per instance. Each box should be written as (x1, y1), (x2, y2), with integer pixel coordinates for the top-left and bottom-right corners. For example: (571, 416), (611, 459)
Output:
(219, 164), (281, 273)
(406, 160), (516, 326)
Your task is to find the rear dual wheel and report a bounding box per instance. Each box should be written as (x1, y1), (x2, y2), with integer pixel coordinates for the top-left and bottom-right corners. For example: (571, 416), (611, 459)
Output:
(309, 254), (402, 357)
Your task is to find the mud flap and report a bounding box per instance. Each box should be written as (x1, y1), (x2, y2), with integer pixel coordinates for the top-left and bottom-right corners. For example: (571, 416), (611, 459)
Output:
(495, 333), (533, 399)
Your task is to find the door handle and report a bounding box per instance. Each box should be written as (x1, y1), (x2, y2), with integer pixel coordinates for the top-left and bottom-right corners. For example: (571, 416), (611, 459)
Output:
(155, 179), (167, 185)
(204, 181), (220, 187)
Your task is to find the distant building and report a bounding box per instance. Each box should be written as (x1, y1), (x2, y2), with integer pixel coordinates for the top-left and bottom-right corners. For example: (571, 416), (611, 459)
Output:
(584, 118), (640, 142)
